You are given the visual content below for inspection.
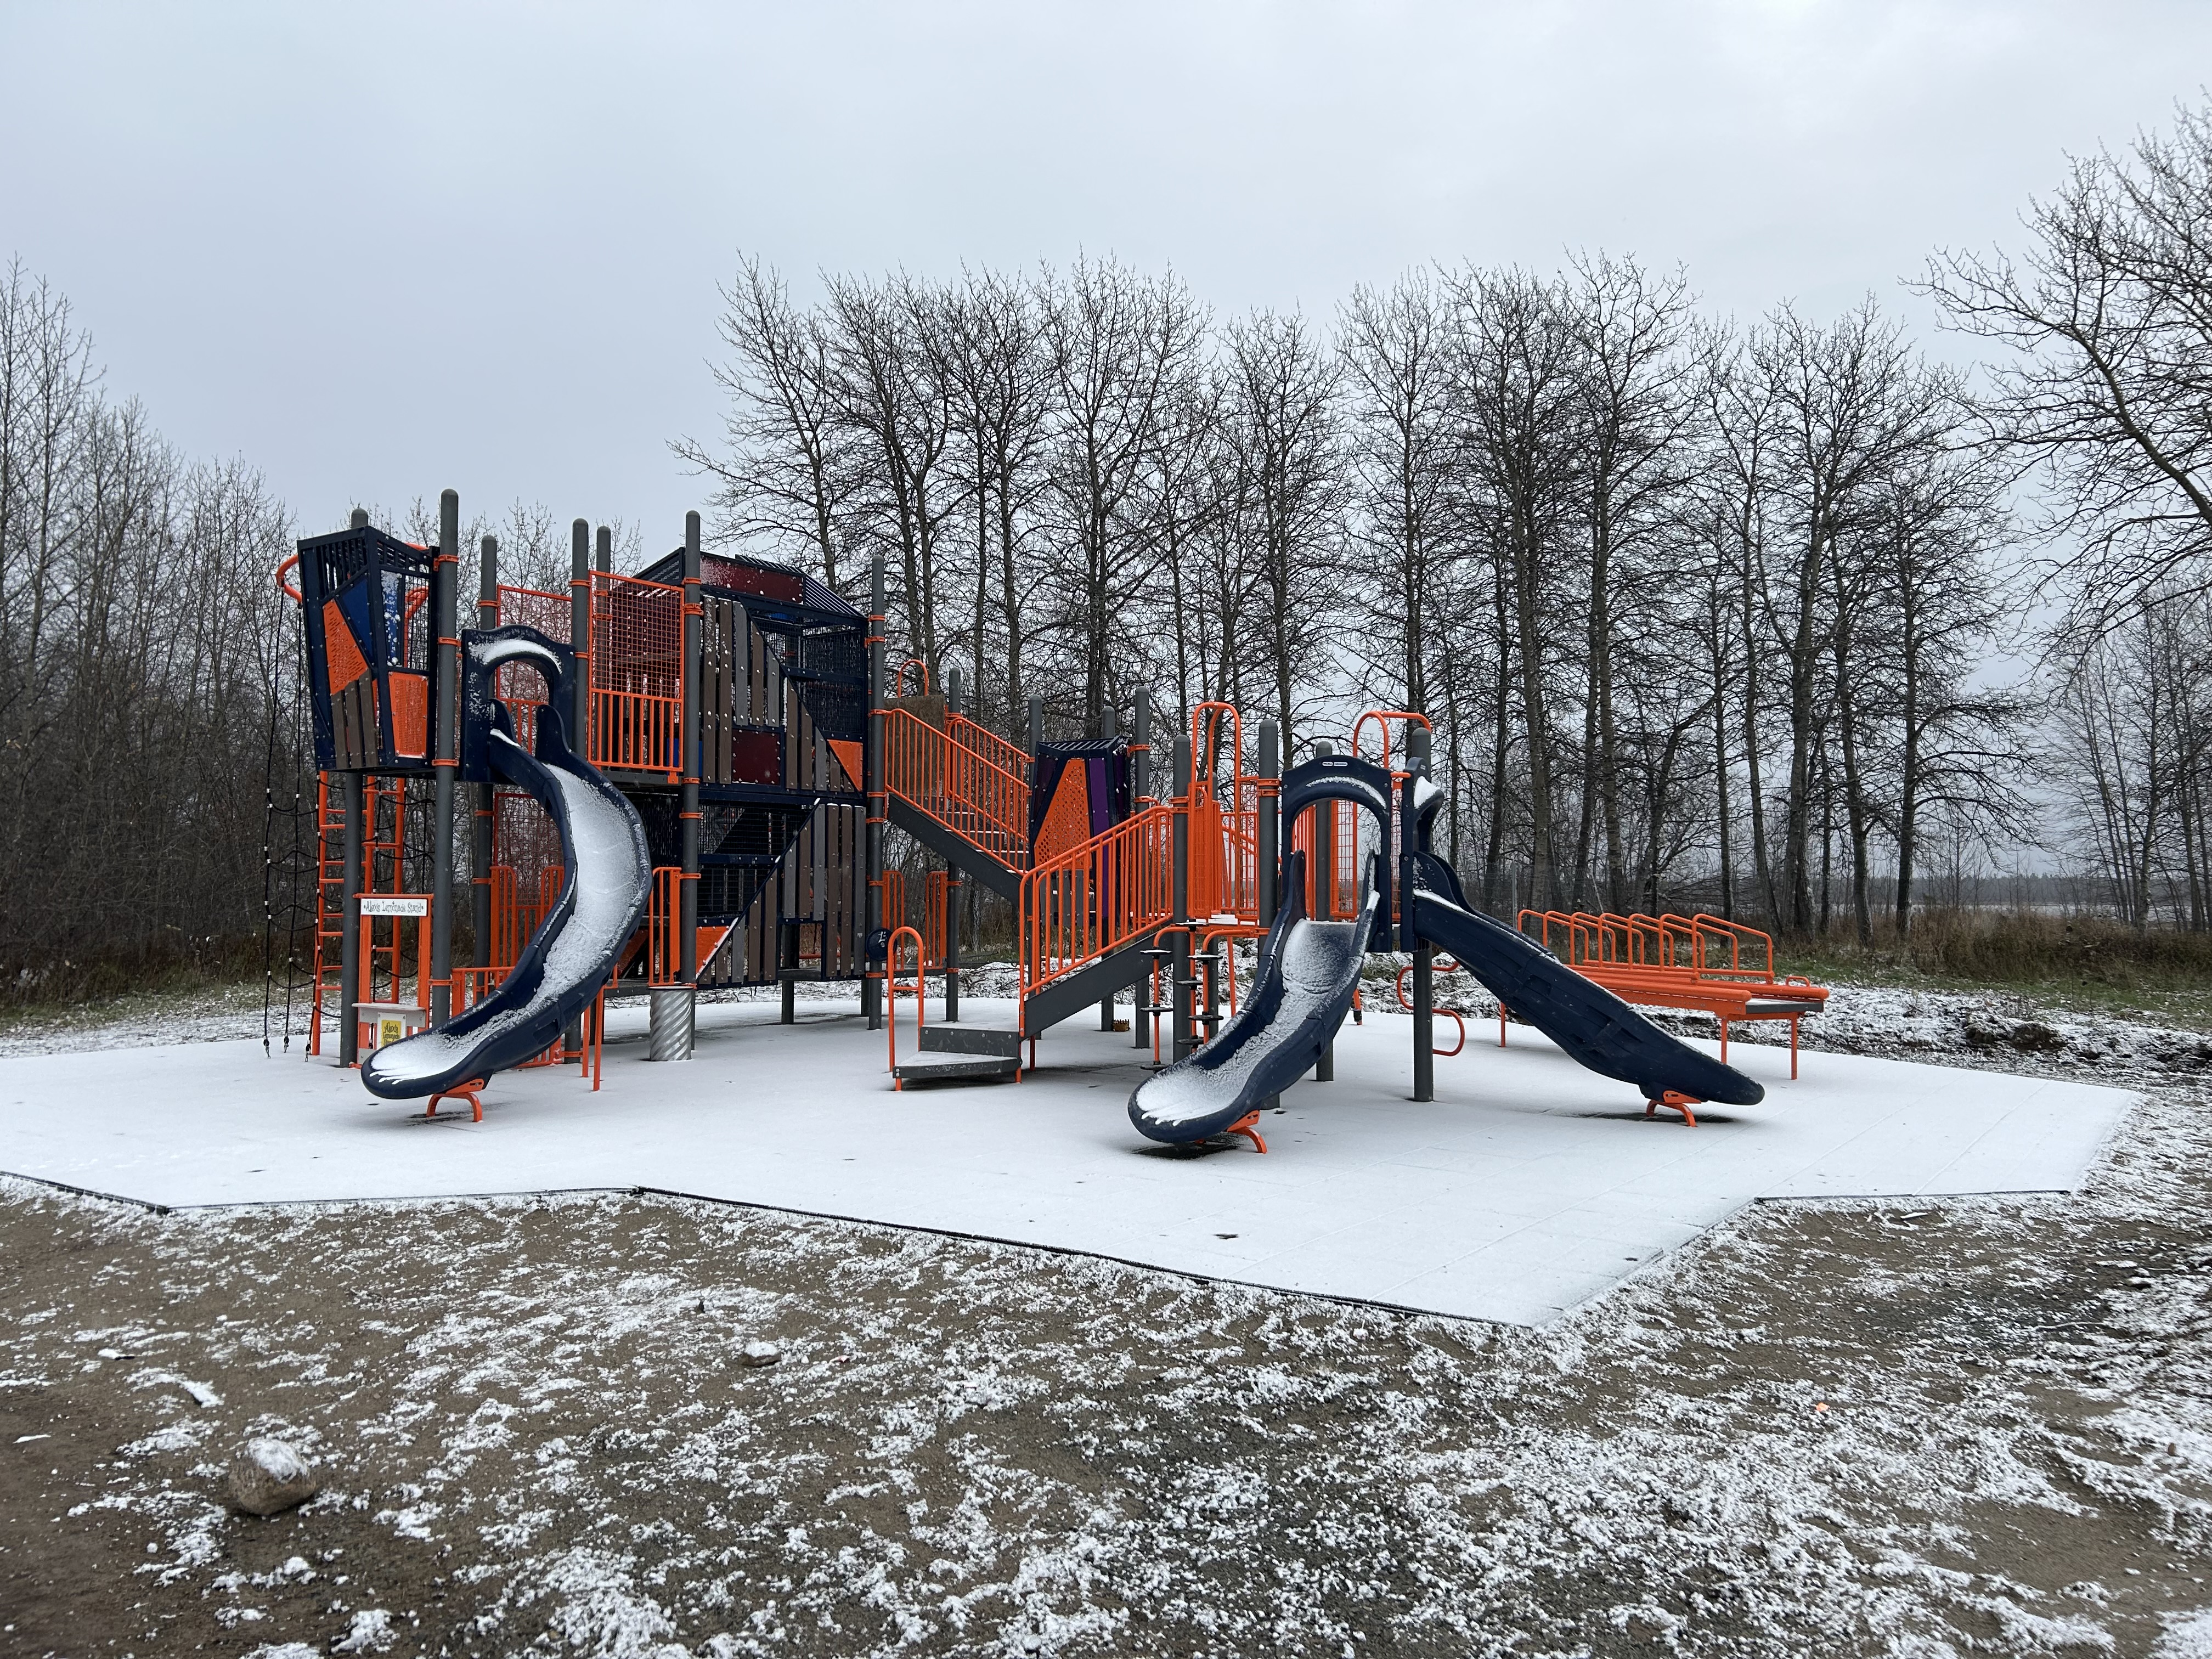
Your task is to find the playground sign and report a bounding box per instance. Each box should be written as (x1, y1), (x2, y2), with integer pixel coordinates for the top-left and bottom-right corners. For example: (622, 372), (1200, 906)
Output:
(360, 895), (430, 917)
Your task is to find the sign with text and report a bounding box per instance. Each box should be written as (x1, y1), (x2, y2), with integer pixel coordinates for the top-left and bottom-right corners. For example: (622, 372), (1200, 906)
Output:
(360, 895), (431, 918)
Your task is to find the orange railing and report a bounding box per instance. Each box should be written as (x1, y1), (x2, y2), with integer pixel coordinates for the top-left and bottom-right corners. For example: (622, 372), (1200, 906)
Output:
(589, 569), (684, 777)
(647, 865), (684, 986)
(886, 925), (928, 1089)
(1519, 910), (1812, 989)
(948, 713), (1031, 782)
(487, 863), (565, 972)
(1515, 907), (1829, 1076)
(1018, 802), (1176, 1015)
(881, 706), (1030, 867)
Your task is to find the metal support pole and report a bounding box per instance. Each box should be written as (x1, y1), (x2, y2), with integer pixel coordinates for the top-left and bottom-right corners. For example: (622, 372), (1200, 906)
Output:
(1257, 717), (1280, 1109)
(472, 535), (498, 974)
(1101, 702), (1118, 1032)
(596, 523), (611, 575)
(1132, 686), (1152, 801)
(1028, 695), (1045, 760)
(340, 770), (363, 1064)
(864, 554), (887, 1030)
(1315, 737), (1334, 1083)
(1132, 687), (1154, 1049)
(943, 668), (963, 1023)
(651, 512), (703, 1061)
(1171, 735), (1193, 1062)
(1407, 726), (1434, 1104)
(565, 519), (589, 1058)
(430, 489), (459, 1027)
(569, 520), (590, 752)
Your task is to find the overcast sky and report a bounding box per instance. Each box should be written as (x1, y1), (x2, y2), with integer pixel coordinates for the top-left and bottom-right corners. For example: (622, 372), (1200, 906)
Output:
(2, 2), (2205, 552)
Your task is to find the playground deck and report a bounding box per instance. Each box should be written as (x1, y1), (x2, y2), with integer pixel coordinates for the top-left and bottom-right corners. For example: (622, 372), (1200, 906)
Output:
(0, 998), (2132, 1327)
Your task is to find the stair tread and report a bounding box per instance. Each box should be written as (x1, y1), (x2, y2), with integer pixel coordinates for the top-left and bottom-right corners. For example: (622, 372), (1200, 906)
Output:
(893, 1053), (1018, 1081)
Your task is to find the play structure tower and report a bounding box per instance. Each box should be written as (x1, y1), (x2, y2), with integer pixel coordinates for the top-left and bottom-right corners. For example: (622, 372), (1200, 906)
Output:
(286, 497), (872, 1090)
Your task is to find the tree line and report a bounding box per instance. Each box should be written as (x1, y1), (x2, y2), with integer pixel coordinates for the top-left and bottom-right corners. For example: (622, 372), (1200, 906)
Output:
(3, 100), (2209, 1003)
(687, 256), (2031, 936)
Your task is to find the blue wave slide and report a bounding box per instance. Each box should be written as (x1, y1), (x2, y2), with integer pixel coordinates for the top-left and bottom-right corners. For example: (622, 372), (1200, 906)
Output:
(361, 632), (652, 1101)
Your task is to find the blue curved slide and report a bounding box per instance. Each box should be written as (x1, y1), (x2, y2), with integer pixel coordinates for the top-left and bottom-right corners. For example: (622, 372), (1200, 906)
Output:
(1128, 851), (1379, 1144)
(361, 634), (652, 1101)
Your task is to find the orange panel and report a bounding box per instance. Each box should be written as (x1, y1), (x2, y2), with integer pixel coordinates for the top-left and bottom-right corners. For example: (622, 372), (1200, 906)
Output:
(323, 599), (368, 692)
(828, 738), (865, 789)
(1032, 761), (1092, 868)
(384, 673), (429, 759)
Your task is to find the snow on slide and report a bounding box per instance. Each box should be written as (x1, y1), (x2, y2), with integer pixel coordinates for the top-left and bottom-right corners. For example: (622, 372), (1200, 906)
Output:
(1128, 852), (1377, 1145)
(361, 637), (652, 1100)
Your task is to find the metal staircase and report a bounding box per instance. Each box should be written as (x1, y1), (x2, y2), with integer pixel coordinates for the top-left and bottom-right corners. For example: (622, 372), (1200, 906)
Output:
(878, 707), (1173, 1050)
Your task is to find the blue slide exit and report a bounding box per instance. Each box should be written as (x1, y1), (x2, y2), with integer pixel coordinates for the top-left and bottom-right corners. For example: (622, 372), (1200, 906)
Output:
(1127, 850), (1377, 1144)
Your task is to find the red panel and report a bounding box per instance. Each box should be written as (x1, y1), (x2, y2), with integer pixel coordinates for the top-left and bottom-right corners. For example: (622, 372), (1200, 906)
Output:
(731, 729), (781, 785)
(703, 555), (804, 605)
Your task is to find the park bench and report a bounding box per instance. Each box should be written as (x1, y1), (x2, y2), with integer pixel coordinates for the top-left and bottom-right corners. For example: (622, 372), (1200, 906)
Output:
(1514, 910), (1830, 1079)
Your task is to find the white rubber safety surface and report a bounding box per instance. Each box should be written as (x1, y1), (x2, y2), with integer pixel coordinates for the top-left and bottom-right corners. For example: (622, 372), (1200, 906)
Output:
(1, 996), (2136, 1327)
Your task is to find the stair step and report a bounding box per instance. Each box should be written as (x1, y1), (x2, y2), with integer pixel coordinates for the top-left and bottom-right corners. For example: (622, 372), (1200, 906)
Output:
(893, 1052), (1018, 1084)
(918, 1022), (1023, 1058)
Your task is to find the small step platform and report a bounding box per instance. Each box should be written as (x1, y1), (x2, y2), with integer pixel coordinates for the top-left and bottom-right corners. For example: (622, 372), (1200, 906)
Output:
(892, 1021), (1020, 1086)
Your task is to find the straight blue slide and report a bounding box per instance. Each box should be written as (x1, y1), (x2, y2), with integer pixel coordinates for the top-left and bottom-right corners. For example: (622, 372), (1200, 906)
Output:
(1406, 849), (1764, 1108)
(1128, 851), (1377, 1145)
(360, 635), (652, 1101)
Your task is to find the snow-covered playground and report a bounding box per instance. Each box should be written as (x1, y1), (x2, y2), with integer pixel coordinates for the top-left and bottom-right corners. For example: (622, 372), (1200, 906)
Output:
(0, 990), (2135, 1327)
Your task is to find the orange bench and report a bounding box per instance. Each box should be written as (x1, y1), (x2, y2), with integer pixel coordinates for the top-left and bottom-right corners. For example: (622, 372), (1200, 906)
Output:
(1515, 910), (1829, 1079)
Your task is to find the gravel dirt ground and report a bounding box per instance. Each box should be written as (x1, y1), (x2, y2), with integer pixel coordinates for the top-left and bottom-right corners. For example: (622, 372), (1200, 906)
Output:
(5, 992), (2212, 1657)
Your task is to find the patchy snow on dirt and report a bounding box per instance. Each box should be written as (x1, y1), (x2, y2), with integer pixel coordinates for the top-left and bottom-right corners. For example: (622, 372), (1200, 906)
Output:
(5, 975), (2211, 1653)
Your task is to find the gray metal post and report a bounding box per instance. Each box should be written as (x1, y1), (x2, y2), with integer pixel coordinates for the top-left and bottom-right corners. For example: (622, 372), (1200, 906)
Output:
(1171, 735), (1193, 1062)
(430, 489), (459, 1027)
(596, 524), (611, 575)
(1101, 703), (1119, 1031)
(1257, 718), (1280, 1110)
(472, 535), (498, 973)
(1315, 738), (1335, 1084)
(1132, 688), (1154, 1049)
(943, 668), (963, 1023)
(569, 520), (590, 750)
(1132, 686), (1152, 802)
(1027, 695), (1045, 760)
(1407, 726), (1434, 1103)
(651, 512), (701, 1061)
(339, 770), (363, 1064)
(340, 507), (370, 1064)
(864, 554), (886, 1029)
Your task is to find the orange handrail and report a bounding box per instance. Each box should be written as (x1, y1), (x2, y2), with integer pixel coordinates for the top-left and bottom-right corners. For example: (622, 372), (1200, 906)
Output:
(894, 657), (932, 698)
(1351, 709), (1431, 772)
(276, 554), (302, 603)
(1396, 959), (1467, 1056)
(947, 713), (1031, 784)
(1017, 802), (1176, 1024)
(886, 925), (927, 1088)
(647, 866), (684, 985)
(881, 706), (1030, 867)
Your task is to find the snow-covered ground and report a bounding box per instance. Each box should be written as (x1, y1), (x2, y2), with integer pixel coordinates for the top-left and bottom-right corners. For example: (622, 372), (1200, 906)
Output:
(4, 976), (2209, 1654)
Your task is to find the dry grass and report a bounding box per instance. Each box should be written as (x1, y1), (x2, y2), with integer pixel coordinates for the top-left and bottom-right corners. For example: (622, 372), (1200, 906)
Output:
(1784, 909), (2212, 1029)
